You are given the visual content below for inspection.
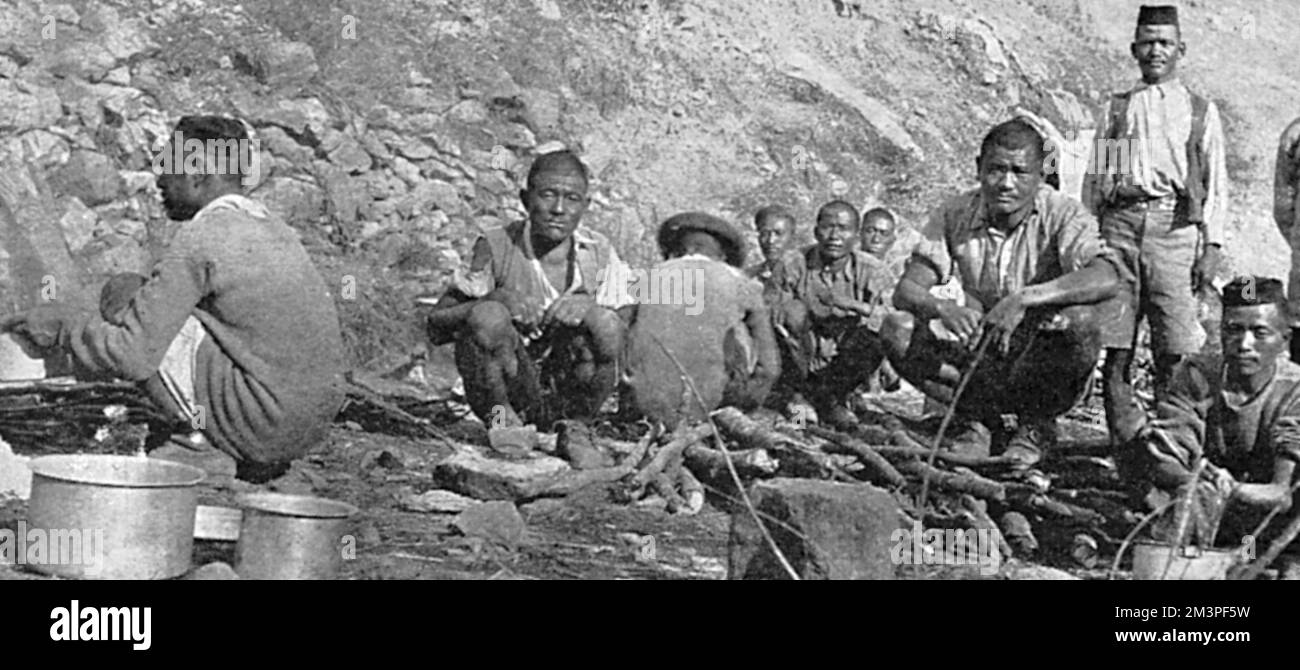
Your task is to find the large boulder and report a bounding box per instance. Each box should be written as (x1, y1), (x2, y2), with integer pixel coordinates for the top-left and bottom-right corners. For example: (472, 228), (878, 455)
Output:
(728, 478), (902, 580)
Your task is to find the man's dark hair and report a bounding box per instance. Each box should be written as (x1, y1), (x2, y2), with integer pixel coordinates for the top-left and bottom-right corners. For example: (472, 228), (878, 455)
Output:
(1222, 276), (1289, 321)
(526, 150), (590, 190)
(816, 200), (859, 224)
(754, 205), (795, 231)
(979, 119), (1046, 165)
(861, 206), (896, 227)
(172, 115), (253, 180)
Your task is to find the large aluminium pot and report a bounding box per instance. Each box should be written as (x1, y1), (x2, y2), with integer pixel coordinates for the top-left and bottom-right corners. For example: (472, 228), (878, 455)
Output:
(26, 455), (206, 579)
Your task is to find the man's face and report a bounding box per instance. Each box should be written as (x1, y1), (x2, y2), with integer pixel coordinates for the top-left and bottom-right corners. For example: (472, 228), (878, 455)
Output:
(813, 208), (858, 261)
(861, 215), (897, 258)
(1222, 304), (1289, 379)
(156, 154), (205, 221)
(521, 171), (589, 244)
(756, 216), (793, 261)
(1131, 25), (1184, 84)
(978, 146), (1041, 221)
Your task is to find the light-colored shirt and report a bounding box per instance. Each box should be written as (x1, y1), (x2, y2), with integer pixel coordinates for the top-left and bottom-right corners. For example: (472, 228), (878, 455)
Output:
(1083, 78), (1228, 246)
(453, 220), (634, 330)
(1275, 116), (1300, 232)
(913, 184), (1119, 310)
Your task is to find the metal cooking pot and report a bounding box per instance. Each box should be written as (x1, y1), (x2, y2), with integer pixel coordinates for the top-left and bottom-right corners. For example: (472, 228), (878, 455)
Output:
(26, 455), (205, 579)
(234, 492), (358, 580)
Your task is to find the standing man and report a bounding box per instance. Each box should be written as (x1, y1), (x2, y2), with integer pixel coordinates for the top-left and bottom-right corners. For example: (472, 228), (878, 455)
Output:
(2, 116), (346, 483)
(1275, 116), (1300, 362)
(425, 151), (631, 428)
(885, 120), (1128, 467)
(1084, 5), (1229, 445)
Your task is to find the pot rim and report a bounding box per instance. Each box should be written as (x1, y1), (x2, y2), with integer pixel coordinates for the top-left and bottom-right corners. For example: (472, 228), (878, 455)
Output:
(237, 492), (359, 519)
(28, 454), (206, 489)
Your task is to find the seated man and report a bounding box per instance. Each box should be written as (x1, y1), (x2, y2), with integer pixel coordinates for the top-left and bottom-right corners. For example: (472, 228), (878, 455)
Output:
(883, 119), (1128, 467)
(784, 200), (891, 428)
(860, 206), (919, 392)
(425, 151), (630, 427)
(2, 115), (347, 482)
(624, 213), (780, 428)
(746, 205), (812, 411)
(1118, 277), (1300, 575)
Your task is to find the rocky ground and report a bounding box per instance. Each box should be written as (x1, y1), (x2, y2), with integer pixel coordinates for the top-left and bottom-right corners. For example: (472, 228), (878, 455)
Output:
(2, 0), (1295, 579)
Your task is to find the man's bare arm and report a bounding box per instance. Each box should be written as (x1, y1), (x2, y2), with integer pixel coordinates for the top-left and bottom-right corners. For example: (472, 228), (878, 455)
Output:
(1015, 256), (1122, 309)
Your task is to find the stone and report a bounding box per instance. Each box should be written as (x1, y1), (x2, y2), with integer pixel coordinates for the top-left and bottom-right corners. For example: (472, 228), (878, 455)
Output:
(236, 95), (332, 138)
(554, 420), (614, 470)
(728, 478), (901, 580)
(487, 425), (539, 458)
(328, 135), (371, 174)
(448, 99), (489, 125)
(237, 40), (318, 92)
(0, 435), (32, 500)
(431, 445), (569, 501)
(254, 176), (325, 224)
(320, 168), (368, 225)
(0, 130), (69, 168)
(102, 65), (130, 86)
(476, 171), (517, 197)
(82, 4), (154, 62)
(359, 131), (392, 162)
(413, 179), (463, 214)
(394, 138), (434, 160)
(51, 150), (121, 206)
(400, 489), (476, 514)
(184, 561), (240, 580)
(55, 196), (99, 253)
(453, 501), (527, 547)
(363, 170), (406, 201)
(256, 125), (314, 166)
(0, 79), (61, 132)
(520, 88), (563, 137)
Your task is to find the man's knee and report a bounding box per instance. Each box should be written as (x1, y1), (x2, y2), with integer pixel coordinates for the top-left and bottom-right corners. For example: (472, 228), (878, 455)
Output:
(881, 311), (916, 360)
(463, 300), (516, 348)
(782, 299), (810, 334)
(581, 306), (624, 360)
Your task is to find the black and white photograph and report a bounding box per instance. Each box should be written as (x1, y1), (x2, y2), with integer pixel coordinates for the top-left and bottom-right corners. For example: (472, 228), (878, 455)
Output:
(0, 0), (1294, 654)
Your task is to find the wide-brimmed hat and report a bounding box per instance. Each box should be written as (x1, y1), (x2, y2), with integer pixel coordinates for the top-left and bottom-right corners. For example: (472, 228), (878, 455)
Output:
(657, 212), (747, 268)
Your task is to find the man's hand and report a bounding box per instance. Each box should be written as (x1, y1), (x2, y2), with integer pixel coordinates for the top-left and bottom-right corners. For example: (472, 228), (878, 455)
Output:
(1192, 243), (1222, 293)
(823, 293), (871, 319)
(982, 292), (1028, 355)
(487, 288), (540, 329)
(935, 301), (983, 345)
(0, 305), (72, 354)
(544, 293), (595, 329)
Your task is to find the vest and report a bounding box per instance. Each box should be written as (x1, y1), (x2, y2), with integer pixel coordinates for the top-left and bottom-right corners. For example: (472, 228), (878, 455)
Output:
(1101, 88), (1211, 223)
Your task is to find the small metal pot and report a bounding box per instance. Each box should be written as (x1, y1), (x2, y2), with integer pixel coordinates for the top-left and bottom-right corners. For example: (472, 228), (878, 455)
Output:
(26, 455), (205, 580)
(234, 493), (358, 580)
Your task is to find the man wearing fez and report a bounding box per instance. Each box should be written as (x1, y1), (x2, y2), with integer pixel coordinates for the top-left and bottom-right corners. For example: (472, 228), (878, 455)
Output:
(1084, 5), (1229, 446)
(1116, 278), (1300, 575)
(884, 119), (1129, 468)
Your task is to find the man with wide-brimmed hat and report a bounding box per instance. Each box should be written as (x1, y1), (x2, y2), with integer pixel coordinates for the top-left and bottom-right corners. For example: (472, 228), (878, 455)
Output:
(1084, 4), (1229, 448)
(622, 212), (780, 428)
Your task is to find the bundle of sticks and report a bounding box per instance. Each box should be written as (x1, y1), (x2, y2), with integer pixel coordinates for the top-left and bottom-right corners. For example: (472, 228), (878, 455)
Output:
(0, 381), (168, 455)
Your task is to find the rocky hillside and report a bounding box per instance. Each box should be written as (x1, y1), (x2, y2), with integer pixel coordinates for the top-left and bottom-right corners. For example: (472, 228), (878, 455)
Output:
(1, 0), (1295, 368)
